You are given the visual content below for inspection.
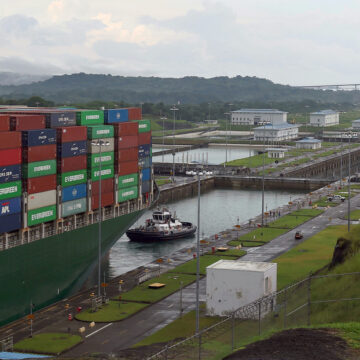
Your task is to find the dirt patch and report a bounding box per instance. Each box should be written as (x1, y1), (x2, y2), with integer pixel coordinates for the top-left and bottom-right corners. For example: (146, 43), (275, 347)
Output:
(224, 328), (357, 360)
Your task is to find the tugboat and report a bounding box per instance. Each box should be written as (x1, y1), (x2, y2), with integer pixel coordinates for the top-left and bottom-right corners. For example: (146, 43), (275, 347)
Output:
(126, 208), (197, 241)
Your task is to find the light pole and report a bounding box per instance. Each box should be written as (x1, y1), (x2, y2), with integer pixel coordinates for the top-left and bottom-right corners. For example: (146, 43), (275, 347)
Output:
(161, 116), (167, 163)
(91, 139), (110, 297)
(228, 103), (233, 147)
(208, 102), (211, 121)
(261, 126), (266, 227)
(348, 132), (351, 232)
(340, 133), (343, 187)
(224, 112), (231, 167)
(196, 170), (201, 334)
(170, 105), (179, 182)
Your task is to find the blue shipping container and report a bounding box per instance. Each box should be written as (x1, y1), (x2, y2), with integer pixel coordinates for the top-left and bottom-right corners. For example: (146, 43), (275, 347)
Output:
(138, 144), (151, 159)
(141, 180), (151, 194)
(138, 157), (151, 168)
(0, 213), (21, 233)
(0, 196), (21, 217)
(22, 129), (56, 147)
(141, 168), (151, 182)
(57, 141), (87, 158)
(62, 183), (87, 202)
(104, 109), (128, 124)
(46, 112), (76, 128)
(0, 164), (21, 184)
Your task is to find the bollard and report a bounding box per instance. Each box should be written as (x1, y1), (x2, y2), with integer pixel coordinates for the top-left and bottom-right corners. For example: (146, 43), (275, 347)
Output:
(193, 253), (197, 259)
(68, 313), (73, 321)
(211, 246), (215, 254)
(77, 306), (82, 313)
(89, 322), (95, 328)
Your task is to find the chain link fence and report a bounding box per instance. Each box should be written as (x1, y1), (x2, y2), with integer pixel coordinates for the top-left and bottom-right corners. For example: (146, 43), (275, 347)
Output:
(147, 272), (360, 360)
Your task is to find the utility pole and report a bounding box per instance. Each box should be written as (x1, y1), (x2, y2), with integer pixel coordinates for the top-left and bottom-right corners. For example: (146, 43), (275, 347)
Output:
(170, 105), (179, 182)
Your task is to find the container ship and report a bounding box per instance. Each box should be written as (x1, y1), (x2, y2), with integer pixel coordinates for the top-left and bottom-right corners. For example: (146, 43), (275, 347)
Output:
(0, 106), (154, 326)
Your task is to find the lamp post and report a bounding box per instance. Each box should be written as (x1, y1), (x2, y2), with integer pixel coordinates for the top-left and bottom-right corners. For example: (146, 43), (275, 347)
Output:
(195, 170), (201, 334)
(228, 103), (233, 147)
(161, 116), (167, 163)
(340, 133), (343, 187)
(170, 105), (179, 182)
(224, 112), (231, 168)
(348, 132), (351, 232)
(91, 139), (110, 297)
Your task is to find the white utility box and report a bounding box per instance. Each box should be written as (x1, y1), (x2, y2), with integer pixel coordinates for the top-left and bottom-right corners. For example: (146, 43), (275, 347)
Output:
(206, 260), (277, 317)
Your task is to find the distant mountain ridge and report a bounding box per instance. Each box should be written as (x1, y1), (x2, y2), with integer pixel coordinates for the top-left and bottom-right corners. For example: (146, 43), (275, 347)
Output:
(0, 73), (359, 105)
(0, 72), (50, 86)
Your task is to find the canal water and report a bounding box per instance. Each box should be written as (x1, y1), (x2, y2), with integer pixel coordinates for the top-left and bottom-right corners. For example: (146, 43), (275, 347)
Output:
(152, 146), (257, 165)
(107, 187), (306, 278)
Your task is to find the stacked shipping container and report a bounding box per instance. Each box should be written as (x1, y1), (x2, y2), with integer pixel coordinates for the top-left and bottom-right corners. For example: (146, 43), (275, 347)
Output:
(57, 125), (88, 217)
(0, 119), (22, 233)
(0, 106), (150, 234)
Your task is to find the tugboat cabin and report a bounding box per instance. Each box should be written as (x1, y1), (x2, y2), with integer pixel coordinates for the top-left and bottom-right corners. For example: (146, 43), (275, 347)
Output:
(152, 210), (171, 223)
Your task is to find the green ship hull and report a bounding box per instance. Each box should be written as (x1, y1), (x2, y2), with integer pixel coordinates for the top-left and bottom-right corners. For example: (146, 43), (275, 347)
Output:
(0, 210), (142, 326)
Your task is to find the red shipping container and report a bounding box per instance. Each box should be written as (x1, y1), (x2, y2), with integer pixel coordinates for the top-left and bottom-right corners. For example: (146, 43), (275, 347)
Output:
(91, 191), (114, 210)
(57, 155), (87, 173)
(127, 107), (142, 121)
(23, 144), (56, 163)
(116, 136), (138, 150)
(10, 115), (45, 131)
(0, 115), (10, 131)
(115, 147), (138, 162)
(0, 148), (22, 166)
(91, 178), (114, 196)
(0, 131), (22, 149)
(115, 161), (139, 176)
(56, 126), (87, 143)
(113, 122), (138, 136)
(23, 174), (57, 194)
(138, 132), (152, 145)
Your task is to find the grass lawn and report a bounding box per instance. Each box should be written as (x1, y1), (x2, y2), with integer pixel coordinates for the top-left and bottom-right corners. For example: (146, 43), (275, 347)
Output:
(76, 301), (148, 322)
(134, 308), (221, 347)
(210, 249), (247, 257)
(169, 255), (238, 275)
(225, 154), (276, 168)
(155, 177), (171, 186)
(290, 209), (324, 217)
(14, 333), (82, 355)
(313, 197), (338, 208)
(267, 215), (313, 229)
(344, 209), (360, 220)
(120, 273), (196, 303)
(350, 184), (360, 190)
(227, 240), (265, 247)
(274, 225), (344, 289)
(237, 227), (289, 243)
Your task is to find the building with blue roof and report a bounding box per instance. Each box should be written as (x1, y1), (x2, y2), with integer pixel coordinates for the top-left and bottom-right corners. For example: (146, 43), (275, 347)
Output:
(352, 119), (360, 129)
(295, 137), (322, 150)
(231, 109), (287, 126)
(310, 110), (339, 127)
(253, 123), (299, 141)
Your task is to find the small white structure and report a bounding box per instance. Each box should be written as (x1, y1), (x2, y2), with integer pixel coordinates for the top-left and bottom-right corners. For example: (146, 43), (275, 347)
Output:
(266, 148), (287, 159)
(295, 137), (322, 150)
(253, 123), (298, 141)
(206, 260), (277, 317)
(204, 119), (218, 125)
(352, 119), (360, 129)
(310, 110), (339, 127)
(231, 109), (287, 126)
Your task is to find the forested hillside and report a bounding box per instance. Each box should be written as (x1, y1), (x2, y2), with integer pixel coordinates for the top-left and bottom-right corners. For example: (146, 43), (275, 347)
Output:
(1, 73), (360, 105)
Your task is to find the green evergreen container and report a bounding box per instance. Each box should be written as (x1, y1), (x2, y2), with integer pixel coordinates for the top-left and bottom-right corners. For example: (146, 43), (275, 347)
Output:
(118, 186), (138, 203)
(76, 110), (104, 125)
(118, 173), (138, 189)
(0, 181), (22, 201)
(137, 120), (151, 133)
(28, 205), (57, 227)
(58, 170), (87, 187)
(87, 125), (114, 139)
(23, 160), (56, 179)
(88, 165), (114, 181)
(87, 152), (114, 168)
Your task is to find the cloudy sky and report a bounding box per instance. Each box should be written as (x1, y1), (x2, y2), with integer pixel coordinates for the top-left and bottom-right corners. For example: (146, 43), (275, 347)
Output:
(0, 0), (359, 85)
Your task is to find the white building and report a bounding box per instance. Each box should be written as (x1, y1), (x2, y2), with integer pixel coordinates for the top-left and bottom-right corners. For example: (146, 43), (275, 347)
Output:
(352, 119), (360, 129)
(204, 120), (218, 125)
(231, 109), (287, 126)
(295, 137), (322, 150)
(206, 260), (277, 317)
(253, 123), (299, 141)
(267, 148), (287, 159)
(310, 110), (339, 127)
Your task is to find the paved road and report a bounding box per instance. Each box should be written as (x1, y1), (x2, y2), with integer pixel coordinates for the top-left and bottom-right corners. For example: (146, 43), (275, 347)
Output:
(64, 183), (360, 356)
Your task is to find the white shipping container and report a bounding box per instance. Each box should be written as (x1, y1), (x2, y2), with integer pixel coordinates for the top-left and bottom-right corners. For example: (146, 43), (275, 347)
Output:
(61, 198), (87, 217)
(27, 190), (57, 211)
(87, 138), (114, 154)
(206, 260), (277, 317)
